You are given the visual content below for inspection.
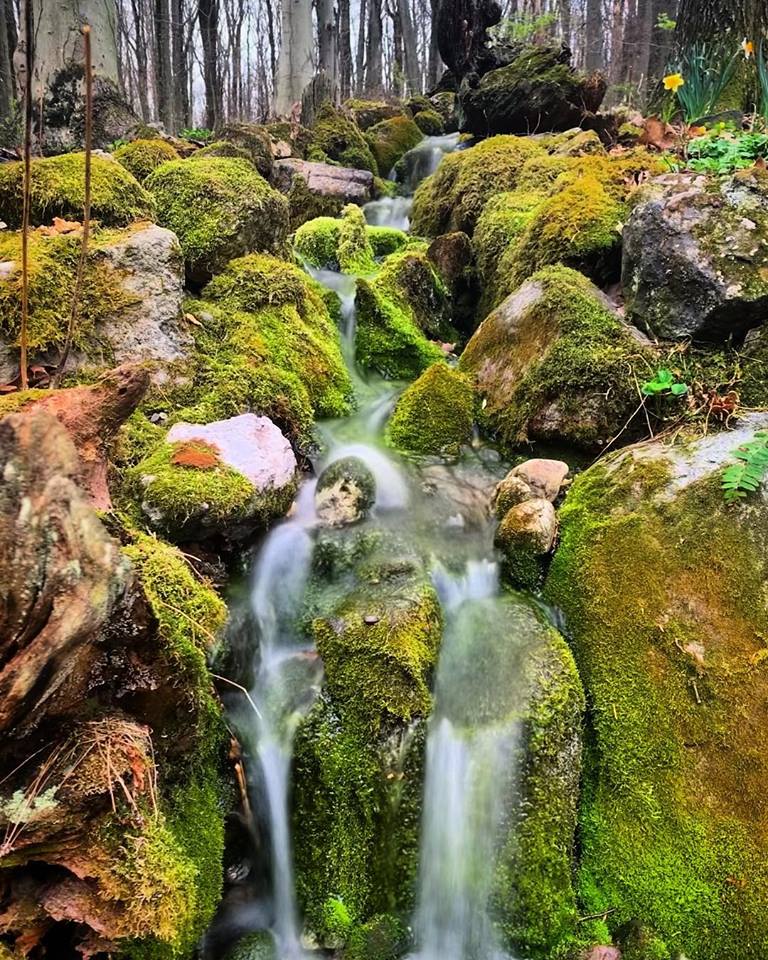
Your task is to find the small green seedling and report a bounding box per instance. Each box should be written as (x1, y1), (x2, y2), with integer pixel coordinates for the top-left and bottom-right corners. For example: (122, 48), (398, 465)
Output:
(722, 431), (768, 502)
(642, 368), (689, 397)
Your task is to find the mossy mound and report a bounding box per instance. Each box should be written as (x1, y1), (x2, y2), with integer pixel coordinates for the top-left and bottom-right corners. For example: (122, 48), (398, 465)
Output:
(146, 157), (289, 281)
(410, 135), (545, 237)
(222, 931), (277, 960)
(545, 417), (768, 960)
(114, 138), (180, 182)
(344, 914), (410, 960)
(294, 208), (409, 273)
(0, 152), (155, 228)
(0, 227), (132, 363)
(189, 141), (253, 164)
(308, 102), (379, 174)
(459, 265), (649, 448)
(139, 254), (352, 445)
(413, 109), (444, 135)
(355, 249), (450, 379)
(216, 121), (274, 177)
(386, 362), (474, 456)
(344, 99), (406, 130)
(366, 116), (423, 177)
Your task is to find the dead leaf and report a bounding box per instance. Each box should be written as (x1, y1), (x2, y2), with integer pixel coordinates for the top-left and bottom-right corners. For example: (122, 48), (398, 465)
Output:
(183, 312), (203, 328)
(640, 117), (678, 151)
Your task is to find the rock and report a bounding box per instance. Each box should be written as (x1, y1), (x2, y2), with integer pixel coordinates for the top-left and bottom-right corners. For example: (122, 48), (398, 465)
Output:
(511, 458), (569, 501)
(495, 497), (558, 588)
(545, 413), (768, 957)
(294, 204), (379, 273)
(307, 103), (379, 174)
(458, 42), (606, 138)
(345, 915), (410, 960)
(366, 115), (423, 177)
(493, 473), (534, 516)
(427, 231), (473, 286)
(145, 157), (289, 282)
(622, 169), (768, 341)
(0, 363), (149, 509)
(459, 265), (650, 448)
(583, 949), (621, 960)
(343, 98), (406, 130)
(134, 413), (298, 541)
(113, 137), (180, 181)
(223, 930), (277, 960)
(273, 158), (375, 204)
(413, 109), (445, 135)
(386, 363), (474, 456)
(315, 456), (376, 526)
(217, 121), (275, 178)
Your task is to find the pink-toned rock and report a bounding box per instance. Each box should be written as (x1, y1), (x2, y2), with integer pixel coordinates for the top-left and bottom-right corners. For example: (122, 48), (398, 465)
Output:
(584, 948), (621, 960)
(496, 498), (558, 555)
(167, 413), (297, 492)
(273, 158), (374, 204)
(511, 458), (569, 501)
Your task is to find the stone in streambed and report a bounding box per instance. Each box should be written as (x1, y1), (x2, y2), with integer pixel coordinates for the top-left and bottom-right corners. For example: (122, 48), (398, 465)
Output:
(495, 497), (558, 588)
(315, 456), (376, 527)
(386, 363), (474, 457)
(493, 458), (570, 516)
(132, 413), (298, 542)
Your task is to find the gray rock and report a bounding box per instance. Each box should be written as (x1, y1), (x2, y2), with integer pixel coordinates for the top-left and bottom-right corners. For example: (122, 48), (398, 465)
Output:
(622, 170), (768, 341)
(315, 455), (376, 527)
(272, 158), (374, 205)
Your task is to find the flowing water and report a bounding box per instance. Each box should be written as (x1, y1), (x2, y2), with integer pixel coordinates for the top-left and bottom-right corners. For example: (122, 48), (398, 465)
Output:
(213, 133), (537, 959)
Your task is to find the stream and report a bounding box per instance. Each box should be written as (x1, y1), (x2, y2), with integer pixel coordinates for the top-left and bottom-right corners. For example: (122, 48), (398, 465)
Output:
(208, 134), (544, 960)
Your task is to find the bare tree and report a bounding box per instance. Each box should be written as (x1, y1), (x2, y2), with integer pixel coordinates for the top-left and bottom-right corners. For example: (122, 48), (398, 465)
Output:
(364, 0), (382, 91)
(317, 0), (338, 95)
(154, 0), (174, 128)
(198, 0), (223, 128)
(274, 0), (314, 114)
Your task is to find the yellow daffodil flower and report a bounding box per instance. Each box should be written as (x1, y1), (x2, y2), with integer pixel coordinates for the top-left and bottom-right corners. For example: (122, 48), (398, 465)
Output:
(663, 73), (685, 93)
(742, 38), (754, 59)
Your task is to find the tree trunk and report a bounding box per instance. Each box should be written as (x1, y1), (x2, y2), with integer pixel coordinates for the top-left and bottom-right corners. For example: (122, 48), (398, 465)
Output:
(364, 0), (382, 93)
(197, 0), (223, 130)
(339, 0), (352, 99)
(171, 0), (189, 128)
(317, 0), (338, 97)
(154, 0), (173, 129)
(585, 0), (603, 71)
(398, 0), (419, 94)
(427, 0), (440, 89)
(355, 0), (366, 93)
(274, 0), (314, 115)
(0, 0), (14, 118)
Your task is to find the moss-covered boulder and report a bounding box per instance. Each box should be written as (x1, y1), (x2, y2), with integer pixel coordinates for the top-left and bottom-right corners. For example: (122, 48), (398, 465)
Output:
(410, 135), (545, 237)
(146, 157), (289, 281)
(315, 456), (377, 527)
(308, 102), (379, 174)
(294, 207), (410, 273)
(366, 115), (423, 178)
(545, 414), (768, 960)
(355, 249), (451, 379)
(386, 363), (474, 456)
(0, 152), (155, 228)
(188, 140), (253, 163)
(622, 168), (768, 341)
(458, 42), (605, 137)
(216, 121), (275, 177)
(130, 413), (298, 541)
(413, 109), (444, 135)
(459, 265), (650, 448)
(344, 98), (406, 130)
(114, 137), (180, 181)
(223, 931), (277, 960)
(429, 92), (457, 130)
(494, 498), (558, 589)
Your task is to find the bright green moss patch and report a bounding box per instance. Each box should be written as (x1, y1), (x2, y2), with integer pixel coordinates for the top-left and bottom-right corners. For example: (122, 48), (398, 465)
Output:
(0, 152), (155, 228)
(308, 102), (379, 174)
(294, 215), (341, 269)
(367, 225), (409, 259)
(386, 362), (474, 456)
(189, 141), (252, 163)
(114, 139), (180, 182)
(0, 387), (47, 416)
(146, 157), (289, 278)
(413, 109), (444, 135)
(545, 444), (768, 959)
(410, 135), (545, 237)
(294, 209), (408, 272)
(365, 115), (423, 177)
(0, 228), (132, 358)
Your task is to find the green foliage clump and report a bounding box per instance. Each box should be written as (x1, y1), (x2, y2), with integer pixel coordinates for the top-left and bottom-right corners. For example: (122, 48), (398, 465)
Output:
(410, 134), (545, 237)
(386, 362), (474, 456)
(114, 138), (180, 182)
(459, 265), (646, 448)
(355, 249), (449, 379)
(0, 152), (155, 228)
(344, 914), (410, 960)
(722, 430), (768, 502)
(412, 109), (444, 135)
(687, 129), (768, 173)
(309, 102), (379, 174)
(145, 157), (289, 278)
(0, 228), (132, 358)
(366, 115), (423, 176)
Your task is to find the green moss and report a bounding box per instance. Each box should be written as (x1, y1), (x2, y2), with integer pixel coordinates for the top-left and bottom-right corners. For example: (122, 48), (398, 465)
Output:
(410, 135), (545, 237)
(337, 203), (377, 274)
(146, 157), (289, 278)
(284, 170), (349, 229)
(114, 139), (180, 182)
(386, 362), (474, 456)
(0, 152), (155, 228)
(217, 121), (274, 177)
(412, 109), (444, 135)
(366, 115), (423, 177)
(189, 141), (252, 163)
(0, 227), (132, 359)
(344, 99), (405, 130)
(373, 176), (398, 199)
(544, 445), (768, 959)
(459, 265), (646, 448)
(294, 211), (408, 271)
(0, 387), (47, 417)
(222, 932), (276, 960)
(294, 215), (341, 268)
(344, 914), (409, 960)
(367, 225), (409, 259)
(308, 102), (379, 174)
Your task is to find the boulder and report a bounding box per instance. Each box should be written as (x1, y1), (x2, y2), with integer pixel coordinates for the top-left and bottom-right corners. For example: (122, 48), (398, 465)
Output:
(307, 103), (378, 174)
(495, 497), (558, 588)
(365, 115), (423, 178)
(385, 363), (474, 456)
(133, 413), (298, 541)
(273, 158), (375, 204)
(511, 458), (569, 502)
(146, 157), (289, 282)
(343, 98), (406, 130)
(113, 137), (180, 181)
(0, 223), (189, 383)
(622, 169), (768, 341)
(315, 456), (376, 526)
(460, 265), (649, 448)
(217, 121), (275, 178)
(427, 231), (478, 334)
(458, 42), (606, 138)
(545, 413), (768, 959)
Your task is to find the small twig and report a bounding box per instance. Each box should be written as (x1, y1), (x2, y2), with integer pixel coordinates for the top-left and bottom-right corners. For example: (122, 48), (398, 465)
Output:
(578, 907), (617, 923)
(54, 24), (92, 386)
(210, 673), (263, 719)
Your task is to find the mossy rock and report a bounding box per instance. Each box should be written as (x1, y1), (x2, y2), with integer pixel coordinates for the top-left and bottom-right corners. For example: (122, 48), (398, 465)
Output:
(386, 362), (474, 456)
(0, 152), (155, 228)
(412, 109), (444, 136)
(355, 249), (451, 379)
(308, 102), (379, 175)
(344, 914), (410, 960)
(459, 265), (649, 448)
(222, 931), (277, 960)
(344, 98), (407, 130)
(114, 138), (180, 182)
(217, 121), (274, 178)
(264, 120), (312, 158)
(429, 92), (457, 130)
(544, 414), (768, 960)
(316, 456), (377, 526)
(294, 209), (408, 273)
(410, 135), (545, 237)
(366, 116), (423, 178)
(146, 157), (289, 281)
(189, 141), (253, 164)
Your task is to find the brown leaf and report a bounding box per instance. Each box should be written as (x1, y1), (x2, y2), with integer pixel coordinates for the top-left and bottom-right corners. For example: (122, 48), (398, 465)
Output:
(640, 117), (678, 151)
